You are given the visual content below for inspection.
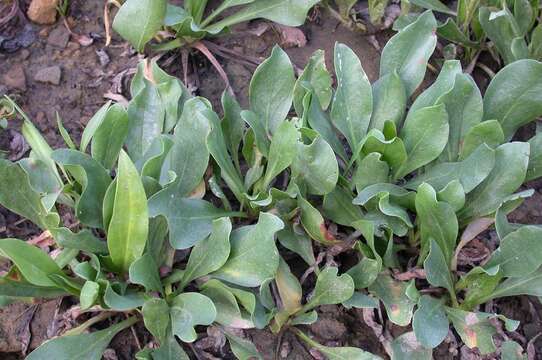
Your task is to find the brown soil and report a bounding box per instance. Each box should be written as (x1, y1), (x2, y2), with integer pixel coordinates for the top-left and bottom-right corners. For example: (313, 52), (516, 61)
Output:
(1, 1), (541, 359)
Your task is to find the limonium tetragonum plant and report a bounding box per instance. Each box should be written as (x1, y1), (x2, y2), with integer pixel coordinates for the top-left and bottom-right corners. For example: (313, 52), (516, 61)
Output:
(1, 10), (542, 359)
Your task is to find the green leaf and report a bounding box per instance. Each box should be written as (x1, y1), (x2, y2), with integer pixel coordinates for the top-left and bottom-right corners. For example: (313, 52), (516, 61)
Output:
(361, 131), (407, 172)
(353, 153), (390, 192)
(200, 279), (255, 328)
(424, 240), (457, 301)
(369, 274), (415, 326)
(0, 277), (67, 298)
(527, 132), (542, 181)
(291, 136), (339, 195)
(529, 23), (542, 60)
(303, 267), (354, 311)
(104, 283), (145, 310)
(458, 142), (529, 222)
(410, 0), (455, 14)
(80, 102), (110, 152)
(80, 281), (100, 310)
(485, 226), (542, 277)
(50, 228), (107, 254)
(108, 150), (149, 273)
(405, 144), (495, 193)
(180, 217), (231, 288)
(113, 0), (167, 52)
(331, 42), (372, 153)
(165, 97), (211, 195)
(298, 194), (337, 245)
(184, 0), (207, 22)
(295, 329), (381, 360)
(502, 340), (527, 360)
(446, 308), (501, 354)
(459, 120), (504, 160)
(323, 186), (363, 226)
(225, 331), (263, 360)
(140, 136), (174, 182)
(249, 46), (295, 134)
(126, 79), (165, 162)
(275, 257), (302, 314)
(142, 298), (170, 343)
(294, 50), (333, 116)
(129, 253), (162, 293)
(347, 256), (381, 290)
(488, 266), (542, 300)
(416, 184), (458, 264)
(91, 104), (129, 170)
(342, 292), (379, 309)
(221, 91), (245, 171)
(262, 120), (299, 189)
(380, 11), (437, 96)
(26, 317), (138, 360)
(52, 149), (112, 228)
(369, 71), (407, 131)
(214, 212), (283, 287)
(395, 104), (449, 179)
(437, 18), (480, 48)
(170, 292), (216, 343)
(0, 159), (58, 229)
(483, 59), (542, 140)
(0, 238), (63, 287)
(277, 223), (315, 266)
(412, 295), (449, 349)
(151, 334), (189, 360)
(390, 332), (432, 360)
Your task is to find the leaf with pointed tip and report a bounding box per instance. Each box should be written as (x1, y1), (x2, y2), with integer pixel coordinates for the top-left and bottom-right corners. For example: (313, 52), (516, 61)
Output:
(294, 50), (333, 116)
(380, 11), (437, 96)
(412, 295), (449, 349)
(369, 274), (415, 326)
(262, 120), (299, 189)
(369, 71), (406, 131)
(91, 104), (129, 170)
(213, 212), (283, 287)
(361, 131), (407, 172)
(296, 329), (382, 360)
(80, 281), (99, 310)
(298, 195), (337, 245)
(304, 267), (354, 311)
(446, 308), (503, 354)
(527, 131), (542, 181)
(170, 292), (216, 343)
(0, 277), (67, 298)
(221, 91), (245, 170)
(323, 186), (363, 226)
(424, 239), (457, 303)
(331, 43), (372, 153)
(488, 266), (542, 300)
(225, 331), (263, 360)
(80, 102), (111, 152)
(342, 292), (379, 309)
(200, 279), (255, 328)
(50, 228), (108, 254)
(275, 257), (302, 314)
(104, 283), (145, 310)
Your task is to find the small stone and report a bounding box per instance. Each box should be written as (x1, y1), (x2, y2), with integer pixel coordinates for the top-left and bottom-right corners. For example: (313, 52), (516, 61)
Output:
(47, 26), (70, 48)
(27, 0), (60, 25)
(34, 66), (62, 85)
(20, 49), (31, 60)
(2, 64), (26, 91)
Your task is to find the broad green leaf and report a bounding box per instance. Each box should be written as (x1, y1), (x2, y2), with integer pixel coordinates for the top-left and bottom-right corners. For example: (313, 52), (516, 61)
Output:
(26, 317), (138, 360)
(527, 131), (542, 181)
(347, 256), (380, 290)
(91, 104), (129, 170)
(108, 150), (148, 273)
(323, 186), (363, 226)
(502, 340), (527, 360)
(530, 23), (542, 60)
(405, 144), (495, 193)
(424, 240), (456, 301)
(368, 0), (389, 24)
(200, 279), (255, 328)
(369, 71), (406, 131)
(369, 274), (415, 326)
(104, 283), (145, 310)
(331, 43), (372, 153)
(303, 267), (354, 311)
(80, 102), (110, 152)
(0, 159), (58, 229)
(180, 217), (231, 288)
(50, 228), (107, 254)
(483, 59), (542, 139)
(395, 104), (449, 179)
(437, 74), (483, 162)
(293, 50), (333, 116)
(459, 142), (529, 222)
(0, 277), (66, 298)
(416, 184), (458, 264)
(225, 331), (263, 360)
(80, 281), (99, 310)
(361, 131), (407, 172)
(380, 11), (437, 96)
(459, 120), (504, 160)
(437, 180), (465, 212)
(458, 268), (503, 310)
(485, 226), (542, 277)
(437, 18), (480, 48)
(277, 223), (315, 266)
(342, 292), (380, 309)
(262, 120), (299, 189)
(52, 149), (112, 228)
(149, 187), (237, 249)
(353, 183), (414, 208)
(488, 266), (542, 300)
(446, 308), (502, 354)
(184, 0), (207, 22)
(126, 79), (165, 162)
(206, 0), (319, 31)
(18, 157), (62, 210)
(140, 136), (174, 182)
(0, 238), (62, 287)
(299, 195), (337, 245)
(275, 257), (302, 314)
(170, 292), (216, 343)
(142, 298), (170, 343)
(353, 153), (390, 192)
(410, 0), (455, 14)
(249, 46), (295, 134)
(291, 136), (339, 195)
(113, 0), (167, 52)
(390, 332), (432, 360)
(213, 212), (283, 287)
(412, 295), (448, 349)
(129, 253), (161, 293)
(165, 97), (211, 195)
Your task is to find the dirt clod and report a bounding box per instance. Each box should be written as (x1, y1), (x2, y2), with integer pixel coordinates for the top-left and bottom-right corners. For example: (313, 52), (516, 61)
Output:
(34, 65), (62, 85)
(2, 64), (26, 91)
(47, 26), (70, 49)
(27, 0), (60, 25)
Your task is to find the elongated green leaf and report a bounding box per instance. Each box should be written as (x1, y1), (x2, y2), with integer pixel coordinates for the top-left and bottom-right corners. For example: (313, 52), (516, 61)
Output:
(488, 266), (542, 300)
(108, 150), (148, 273)
(52, 149), (112, 228)
(80, 281), (99, 310)
(80, 102), (111, 152)
(459, 120), (504, 160)
(262, 120), (299, 189)
(424, 240), (456, 300)
(303, 267), (354, 311)
(26, 317), (138, 360)
(104, 283), (145, 310)
(410, 0), (454, 14)
(395, 104), (449, 179)
(225, 331), (263, 360)
(323, 186), (363, 226)
(369, 274), (415, 326)
(221, 91), (245, 170)
(91, 104), (129, 170)
(170, 292), (216, 343)
(0, 277), (66, 298)
(483, 59), (542, 140)
(412, 295), (448, 349)
(200, 279), (254, 328)
(446, 308), (500, 354)
(113, 0), (167, 52)
(295, 329), (382, 360)
(299, 195), (337, 245)
(275, 257), (302, 314)
(277, 223), (315, 266)
(361, 130), (407, 172)
(181, 217), (231, 288)
(369, 71), (406, 131)
(353, 153), (390, 192)
(331, 43), (372, 153)
(50, 228), (108, 254)
(527, 132), (542, 181)
(249, 46), (295, 134)
(213, 212), (283, 287)
(0, 238), (62, 287)
(380, 11), (437, 96)
(294, 50), (333, 116)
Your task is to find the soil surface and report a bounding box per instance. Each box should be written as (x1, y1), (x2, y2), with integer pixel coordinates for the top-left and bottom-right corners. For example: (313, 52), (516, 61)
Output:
(1, 1), (542, 359)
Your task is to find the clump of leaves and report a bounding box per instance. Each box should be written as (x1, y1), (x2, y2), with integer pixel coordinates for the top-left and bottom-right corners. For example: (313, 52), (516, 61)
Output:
(396, 0), (542, 65)
(2, 10), (542, 359)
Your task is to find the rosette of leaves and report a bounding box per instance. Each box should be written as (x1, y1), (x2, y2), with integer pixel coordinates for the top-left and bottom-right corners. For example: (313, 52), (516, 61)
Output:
(395, 0), (542, 64)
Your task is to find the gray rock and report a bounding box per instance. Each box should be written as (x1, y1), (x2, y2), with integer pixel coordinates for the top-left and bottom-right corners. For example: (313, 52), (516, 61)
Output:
(47, 26), (70, 48)
(34, 66), (62, 85)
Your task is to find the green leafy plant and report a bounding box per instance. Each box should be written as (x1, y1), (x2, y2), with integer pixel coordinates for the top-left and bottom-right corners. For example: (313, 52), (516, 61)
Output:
(396, 0), (542, 65)
(2, 10), (542, 358)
